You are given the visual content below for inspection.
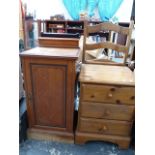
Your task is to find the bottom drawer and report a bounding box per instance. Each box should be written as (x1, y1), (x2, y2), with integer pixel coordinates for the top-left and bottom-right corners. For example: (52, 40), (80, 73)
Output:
(78, 118), (132, 136)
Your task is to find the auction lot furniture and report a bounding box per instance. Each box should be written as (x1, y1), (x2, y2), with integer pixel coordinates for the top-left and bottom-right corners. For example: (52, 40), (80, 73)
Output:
(75, 64), (135, 149)
(20, 47), (80, 142)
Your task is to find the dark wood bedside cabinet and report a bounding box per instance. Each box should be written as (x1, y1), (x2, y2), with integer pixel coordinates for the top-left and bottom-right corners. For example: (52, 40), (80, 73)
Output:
(20, 47), (80, 143)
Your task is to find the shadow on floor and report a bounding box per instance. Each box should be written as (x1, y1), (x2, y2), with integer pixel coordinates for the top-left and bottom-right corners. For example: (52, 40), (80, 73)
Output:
(20, 139), (135, 155)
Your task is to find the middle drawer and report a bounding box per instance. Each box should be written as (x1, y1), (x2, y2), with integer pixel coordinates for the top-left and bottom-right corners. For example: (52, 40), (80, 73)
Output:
(80, 102), (135, 121)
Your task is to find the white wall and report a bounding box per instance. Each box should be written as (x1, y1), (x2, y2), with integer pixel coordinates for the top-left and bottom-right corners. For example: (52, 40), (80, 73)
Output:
(22, 0), (133, 22)
(115, 0), (134, 22)
(22, 0), (72, 19)
(92, 0), (133, 22)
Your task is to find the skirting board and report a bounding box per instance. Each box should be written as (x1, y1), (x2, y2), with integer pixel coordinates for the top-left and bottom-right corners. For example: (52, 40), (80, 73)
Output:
(27, 128), (74, 144)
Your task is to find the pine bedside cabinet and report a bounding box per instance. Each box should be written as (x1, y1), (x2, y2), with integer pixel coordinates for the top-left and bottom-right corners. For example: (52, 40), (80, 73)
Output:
(75, 64), (135, 149)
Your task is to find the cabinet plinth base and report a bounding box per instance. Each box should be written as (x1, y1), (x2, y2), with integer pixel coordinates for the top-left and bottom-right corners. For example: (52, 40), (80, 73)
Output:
(27, 128), (74, 144)
(75, 131), (131, 149)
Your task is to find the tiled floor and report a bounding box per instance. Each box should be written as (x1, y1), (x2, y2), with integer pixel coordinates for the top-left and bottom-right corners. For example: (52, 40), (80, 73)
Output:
(19, 139), (135, 155)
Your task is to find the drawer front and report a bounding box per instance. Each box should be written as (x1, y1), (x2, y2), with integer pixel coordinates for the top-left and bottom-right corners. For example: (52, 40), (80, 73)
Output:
(82, 84), (135, 105)
(79, 118), (132, 136)
(81, 102), (135, 121)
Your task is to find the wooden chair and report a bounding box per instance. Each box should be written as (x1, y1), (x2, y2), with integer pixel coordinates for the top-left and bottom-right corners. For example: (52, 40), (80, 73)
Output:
(82, 21), (134, 65)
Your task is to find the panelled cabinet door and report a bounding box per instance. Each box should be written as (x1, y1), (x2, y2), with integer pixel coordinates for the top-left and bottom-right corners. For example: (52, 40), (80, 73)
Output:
(27, 63), (68, 130)
(20, 47), (79, 141)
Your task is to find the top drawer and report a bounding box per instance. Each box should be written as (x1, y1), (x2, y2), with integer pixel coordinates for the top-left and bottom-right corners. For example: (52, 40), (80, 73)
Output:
(81, 84), (135, 105)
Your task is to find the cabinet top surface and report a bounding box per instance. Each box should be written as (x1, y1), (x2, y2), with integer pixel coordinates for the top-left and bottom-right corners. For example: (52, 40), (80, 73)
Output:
(79, 64), (135, 86)
(20, 47), (80, 59)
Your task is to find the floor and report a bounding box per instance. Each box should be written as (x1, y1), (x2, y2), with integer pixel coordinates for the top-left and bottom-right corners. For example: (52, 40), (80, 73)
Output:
(19, 139), (135, 155)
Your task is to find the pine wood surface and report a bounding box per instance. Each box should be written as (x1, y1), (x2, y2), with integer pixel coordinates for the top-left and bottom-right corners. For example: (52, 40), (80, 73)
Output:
(79, 64), (135, 86)
(78, 118), (132, 136)
(75, 131), (131, 149)
(80, 102), (134, 121)
(75, 64), (135, 149)
(81, 84), (135, 105)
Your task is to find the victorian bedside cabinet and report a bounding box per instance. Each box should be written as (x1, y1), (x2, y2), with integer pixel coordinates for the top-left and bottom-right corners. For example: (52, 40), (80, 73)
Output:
(20, 47), (80, 143)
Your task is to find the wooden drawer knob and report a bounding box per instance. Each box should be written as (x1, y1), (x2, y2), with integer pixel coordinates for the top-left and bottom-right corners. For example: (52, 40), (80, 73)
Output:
(105, 110), (111, 115)
(110, 88), (116, 91)
(98, 126), (108, 132)
(108, 93), (113, 97)
(90, 94), (95, 98)
(103, 110), (111, 117)
(116, 100), (121, 104)
(103, 125), (107, 131)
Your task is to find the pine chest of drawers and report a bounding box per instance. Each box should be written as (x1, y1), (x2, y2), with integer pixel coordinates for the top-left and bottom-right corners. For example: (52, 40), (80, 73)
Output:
(75, 64), (135, 149)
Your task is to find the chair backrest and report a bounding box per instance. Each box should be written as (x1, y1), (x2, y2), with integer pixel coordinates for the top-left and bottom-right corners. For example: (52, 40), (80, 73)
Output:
(82, 20), (134, 65)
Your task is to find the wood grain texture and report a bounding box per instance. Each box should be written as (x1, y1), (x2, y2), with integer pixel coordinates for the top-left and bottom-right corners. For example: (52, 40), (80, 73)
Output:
(75, 63), (135, 149)
(20, 47), (80, 59)
(37, 20), (41, 37)
(81, 84), (135, 105)
(31, 64), (66, 128)
(27, 128), (74, 143)
(81, 102), (134, 121)
(85, 59), (124, 66)
(75, 131), (131, 149)
(79, 64), (135, 86)
(87, 22), (130, 35)
(20, 47), (78, 141)
(78, 118), (132, 136)
(85, 41), (128, 52)
(38, 37), (79, 48)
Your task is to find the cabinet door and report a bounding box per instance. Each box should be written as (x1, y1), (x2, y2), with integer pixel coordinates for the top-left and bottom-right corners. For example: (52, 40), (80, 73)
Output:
(28, 63), (67, 130)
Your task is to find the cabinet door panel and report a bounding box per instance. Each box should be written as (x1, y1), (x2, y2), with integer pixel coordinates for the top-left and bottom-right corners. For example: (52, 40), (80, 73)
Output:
(31, 64), (67, 128)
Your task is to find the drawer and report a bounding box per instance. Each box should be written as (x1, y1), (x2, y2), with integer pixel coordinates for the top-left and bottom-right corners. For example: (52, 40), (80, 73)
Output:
(79, 118), (132, 136)
(80, 102), (135, 121)
(81, 84), (135, 105)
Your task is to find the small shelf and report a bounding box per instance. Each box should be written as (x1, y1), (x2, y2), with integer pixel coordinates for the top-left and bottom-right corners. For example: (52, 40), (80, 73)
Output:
(49, 27), (66, 30)
(48, 24), (65, 28)
(67, 28), (83, 30)
(43, 20), (129, 40)
(45, 20), (66, 23)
